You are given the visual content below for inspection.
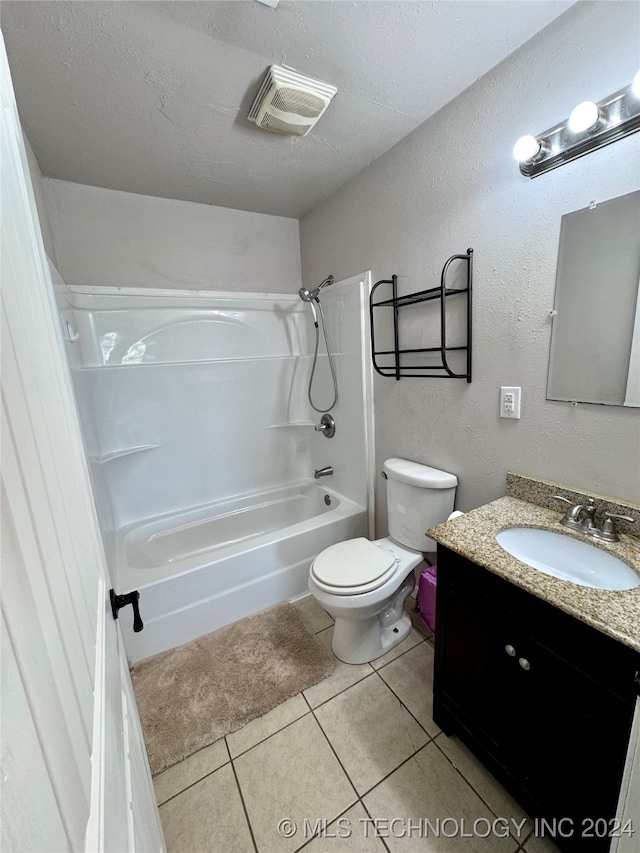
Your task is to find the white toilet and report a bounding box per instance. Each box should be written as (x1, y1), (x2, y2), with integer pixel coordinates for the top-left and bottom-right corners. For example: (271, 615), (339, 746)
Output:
(308, 458), (458, 664)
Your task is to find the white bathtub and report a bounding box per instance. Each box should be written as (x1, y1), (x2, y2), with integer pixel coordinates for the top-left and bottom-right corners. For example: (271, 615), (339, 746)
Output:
(59, 280), (375, 664)
(116, 481), (367, 664)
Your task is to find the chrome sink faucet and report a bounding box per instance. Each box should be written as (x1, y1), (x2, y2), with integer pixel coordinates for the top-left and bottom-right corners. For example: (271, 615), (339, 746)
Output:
(578, 498), (598, 536)
(553, 496), (635, 542)
(553, 496), (594, 532)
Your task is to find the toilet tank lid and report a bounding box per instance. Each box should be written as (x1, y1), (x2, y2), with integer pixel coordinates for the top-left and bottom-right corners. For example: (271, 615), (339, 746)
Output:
(383, 458), (458, 489)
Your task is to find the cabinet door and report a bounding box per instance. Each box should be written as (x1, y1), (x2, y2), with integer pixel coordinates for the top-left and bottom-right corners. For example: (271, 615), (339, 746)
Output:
(435, 561), (528, 764)
(521, 638), (634, 851)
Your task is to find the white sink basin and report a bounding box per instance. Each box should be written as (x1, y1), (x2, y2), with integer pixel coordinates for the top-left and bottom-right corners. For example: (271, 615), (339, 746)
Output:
(496, 527), (640, 590)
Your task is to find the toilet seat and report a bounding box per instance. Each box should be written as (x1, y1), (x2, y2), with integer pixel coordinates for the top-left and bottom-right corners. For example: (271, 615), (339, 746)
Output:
(310, 537), (399, 595)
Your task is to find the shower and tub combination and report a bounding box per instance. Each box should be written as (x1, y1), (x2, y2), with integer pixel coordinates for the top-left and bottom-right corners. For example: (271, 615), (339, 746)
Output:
(298, 275), (339, 414)
(56, 269), (374, 663)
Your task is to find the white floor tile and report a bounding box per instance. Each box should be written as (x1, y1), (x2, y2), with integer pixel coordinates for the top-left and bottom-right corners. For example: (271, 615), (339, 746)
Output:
(227, 693), (309, 759)
(363, 742), (518, 853)
(303, 627), (373, 709)
(159, 763), (253, 853)
(293, 595), (334, 634)
(234, 714), (357, 853)
(371, 628), (424, 670)
(303, 802), (388, 852)
(153, 738), (229, 806)
(436, 735), (529, 840)
(315, 674), (429, 795)
(524, 833), (563, 853)
(377, 642), (440, 736)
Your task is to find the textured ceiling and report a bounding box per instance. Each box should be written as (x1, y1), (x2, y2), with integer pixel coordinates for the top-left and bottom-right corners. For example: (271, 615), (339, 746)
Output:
(3, 0), (575, 217)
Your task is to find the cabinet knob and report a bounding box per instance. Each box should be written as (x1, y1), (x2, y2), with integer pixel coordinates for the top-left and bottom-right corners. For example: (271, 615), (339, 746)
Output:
(505, 644), (516, 657)
(518, 657), (531, 671)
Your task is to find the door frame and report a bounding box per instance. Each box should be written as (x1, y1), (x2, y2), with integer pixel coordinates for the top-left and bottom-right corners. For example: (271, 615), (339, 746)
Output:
(1, 30), (164, 852)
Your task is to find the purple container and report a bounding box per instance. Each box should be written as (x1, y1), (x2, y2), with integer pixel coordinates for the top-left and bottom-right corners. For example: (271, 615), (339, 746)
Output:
(417, 564), (437, 634)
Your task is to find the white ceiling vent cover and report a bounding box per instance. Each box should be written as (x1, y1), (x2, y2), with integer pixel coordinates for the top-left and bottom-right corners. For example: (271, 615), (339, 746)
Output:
(248, 65), (337, 137)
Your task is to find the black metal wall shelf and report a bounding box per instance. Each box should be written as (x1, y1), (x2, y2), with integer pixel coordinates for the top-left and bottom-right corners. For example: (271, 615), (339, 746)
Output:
(370, 248), (473, 382)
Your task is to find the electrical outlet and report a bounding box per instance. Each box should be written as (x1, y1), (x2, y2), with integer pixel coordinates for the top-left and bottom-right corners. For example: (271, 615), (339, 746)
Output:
(500, 386), (521, 419)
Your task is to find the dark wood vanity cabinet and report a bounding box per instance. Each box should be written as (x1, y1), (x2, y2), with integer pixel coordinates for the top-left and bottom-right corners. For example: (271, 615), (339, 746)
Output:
(433, 545), (640, 853)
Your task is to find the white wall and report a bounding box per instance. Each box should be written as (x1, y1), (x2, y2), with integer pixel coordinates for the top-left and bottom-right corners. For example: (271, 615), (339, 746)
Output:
(300, 1), (640, 526)
(22, 130), (58, 265)
(43, 179), (301, 292)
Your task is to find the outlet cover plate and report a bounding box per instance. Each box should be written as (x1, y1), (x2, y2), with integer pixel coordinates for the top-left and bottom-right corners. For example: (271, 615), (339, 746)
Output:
(500, 386), (521, 419)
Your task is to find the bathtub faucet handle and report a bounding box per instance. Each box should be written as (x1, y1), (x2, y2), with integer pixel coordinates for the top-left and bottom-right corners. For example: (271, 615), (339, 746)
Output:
(314, 414), (336, 438)
(314, 466), (334, 479)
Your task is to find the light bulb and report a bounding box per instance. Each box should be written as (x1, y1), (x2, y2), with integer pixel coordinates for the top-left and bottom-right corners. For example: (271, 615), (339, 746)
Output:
(513, 135), (541, 163)
(568, 101), (600, 133)
(632, 70), (640, 99)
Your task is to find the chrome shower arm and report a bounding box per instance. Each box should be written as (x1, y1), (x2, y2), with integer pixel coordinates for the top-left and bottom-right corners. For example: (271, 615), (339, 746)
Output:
(316, 275), (334, 294)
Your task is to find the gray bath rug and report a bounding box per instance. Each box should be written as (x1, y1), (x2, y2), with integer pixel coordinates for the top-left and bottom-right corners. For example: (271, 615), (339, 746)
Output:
(130, 602), (335, 776)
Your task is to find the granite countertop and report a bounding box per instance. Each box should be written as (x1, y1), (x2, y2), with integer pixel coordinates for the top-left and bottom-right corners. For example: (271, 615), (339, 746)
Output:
(427, 495), (640, 654)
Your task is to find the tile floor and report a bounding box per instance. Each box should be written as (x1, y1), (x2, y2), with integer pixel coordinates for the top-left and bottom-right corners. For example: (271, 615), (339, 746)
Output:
(154, 596), (560, 853)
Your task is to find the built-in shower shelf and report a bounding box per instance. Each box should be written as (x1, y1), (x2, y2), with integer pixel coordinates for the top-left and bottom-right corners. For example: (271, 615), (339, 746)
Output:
(72, 353), (346, 370)
(88, 444), (161, 465)
(268, 422), (318, 429)
(73, 354), (338, 370)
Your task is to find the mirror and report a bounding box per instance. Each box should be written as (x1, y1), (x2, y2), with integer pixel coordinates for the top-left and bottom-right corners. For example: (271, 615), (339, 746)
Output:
(547, 190), (640, 407)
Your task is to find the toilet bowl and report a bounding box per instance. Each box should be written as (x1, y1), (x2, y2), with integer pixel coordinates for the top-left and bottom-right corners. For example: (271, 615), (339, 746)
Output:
(307, 458), (457, 664)
(309, 537), (424, 664)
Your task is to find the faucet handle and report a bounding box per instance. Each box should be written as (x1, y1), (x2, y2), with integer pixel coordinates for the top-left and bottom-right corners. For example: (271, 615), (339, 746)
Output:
(592, 513), (635, 543)
(552, 494), (584, 516)
(605, 512), (635, 523)
(314, 413), (335, 438)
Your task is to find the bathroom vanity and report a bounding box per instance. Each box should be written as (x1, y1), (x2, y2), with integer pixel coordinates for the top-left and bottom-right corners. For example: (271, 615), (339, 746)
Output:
(429, 481), (640, 853)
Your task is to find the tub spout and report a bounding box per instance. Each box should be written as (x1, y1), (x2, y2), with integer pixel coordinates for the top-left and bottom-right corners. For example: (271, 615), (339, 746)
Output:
(314, 466), (333, 479)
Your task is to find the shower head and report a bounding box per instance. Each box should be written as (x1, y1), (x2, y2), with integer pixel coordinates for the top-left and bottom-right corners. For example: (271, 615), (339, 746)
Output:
(298, 275), (334, 304)
(298, 287), (318, 324)
(299, 275), (334, 327)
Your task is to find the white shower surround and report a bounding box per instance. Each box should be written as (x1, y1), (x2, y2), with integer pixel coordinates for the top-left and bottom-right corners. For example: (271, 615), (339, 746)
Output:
(59, 278), (374, 663)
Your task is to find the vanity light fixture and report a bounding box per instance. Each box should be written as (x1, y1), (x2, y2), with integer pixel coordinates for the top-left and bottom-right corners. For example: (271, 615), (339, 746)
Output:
(512, 134), (543, 163)
(514, 73), (640, 177)
(567, 100), (604, 134)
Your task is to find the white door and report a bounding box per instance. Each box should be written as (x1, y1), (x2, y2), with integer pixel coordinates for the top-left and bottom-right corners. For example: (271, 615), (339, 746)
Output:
(0, 32), (164, 852)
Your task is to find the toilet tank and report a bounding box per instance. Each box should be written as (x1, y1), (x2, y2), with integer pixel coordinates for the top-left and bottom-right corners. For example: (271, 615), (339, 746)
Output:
(383, 458), (458, 551)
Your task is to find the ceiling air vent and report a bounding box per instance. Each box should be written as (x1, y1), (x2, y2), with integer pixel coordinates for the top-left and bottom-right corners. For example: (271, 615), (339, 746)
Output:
(248, 65), (337, 137)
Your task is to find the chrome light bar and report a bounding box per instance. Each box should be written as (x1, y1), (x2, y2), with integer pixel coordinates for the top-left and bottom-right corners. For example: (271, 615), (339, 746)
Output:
(514, 75), (640, 178)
